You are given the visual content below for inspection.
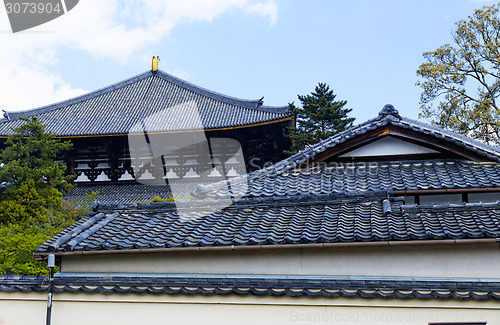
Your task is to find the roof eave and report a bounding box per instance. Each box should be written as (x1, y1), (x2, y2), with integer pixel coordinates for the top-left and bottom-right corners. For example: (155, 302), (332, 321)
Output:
(34, 237), (499, 258)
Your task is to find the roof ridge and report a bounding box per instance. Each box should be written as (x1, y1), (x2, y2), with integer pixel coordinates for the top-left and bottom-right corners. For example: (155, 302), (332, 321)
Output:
(3, 71), (153, 121)
(398, 115), (500, 158)
(37, 212), (111, 252)
(402, 201), (500, 213)
(319, 159), (500, 168)
(97, 190), (391, 212)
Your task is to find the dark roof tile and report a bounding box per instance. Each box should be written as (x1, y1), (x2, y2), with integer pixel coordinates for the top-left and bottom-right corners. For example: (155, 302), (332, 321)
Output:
(192, 106), (500, 199)
(194, 160), (500, 200)
(36, 193), (500, 253)
(0, 274), (494, 300)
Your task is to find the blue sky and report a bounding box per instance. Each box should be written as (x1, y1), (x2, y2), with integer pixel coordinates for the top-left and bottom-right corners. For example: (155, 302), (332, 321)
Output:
(0, 0), (496, 122)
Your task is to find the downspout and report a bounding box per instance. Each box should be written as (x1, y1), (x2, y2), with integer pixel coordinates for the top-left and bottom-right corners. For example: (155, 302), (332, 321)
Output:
(46, 254), (55, 325)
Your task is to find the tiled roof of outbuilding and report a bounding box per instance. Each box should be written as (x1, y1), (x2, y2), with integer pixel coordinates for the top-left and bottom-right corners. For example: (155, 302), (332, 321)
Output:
(36, 192), (500, 254)
(0, 70), (291, 137)
(1, 274), (499, 301)
(193, 160), (500, 199)
(192, 105), (500, 199)
(239, 105), (500, 171)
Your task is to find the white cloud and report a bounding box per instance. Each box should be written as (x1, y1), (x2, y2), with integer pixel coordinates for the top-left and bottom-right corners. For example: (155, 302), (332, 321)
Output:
(0, 63), (87, 112)
(245, 1), (278, 26)
(0, 0), (278, 112)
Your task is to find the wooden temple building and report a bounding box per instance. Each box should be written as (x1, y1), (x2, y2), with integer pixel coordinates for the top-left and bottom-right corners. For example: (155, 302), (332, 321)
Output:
(0, 64), (293, 203)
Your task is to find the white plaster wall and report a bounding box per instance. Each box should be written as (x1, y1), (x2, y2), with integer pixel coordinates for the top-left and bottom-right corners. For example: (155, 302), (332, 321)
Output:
(339, 136), (439, 157)
(0, 291), (499, 325)
(0, 292), (47, 325)
(61, 243), (500, 278)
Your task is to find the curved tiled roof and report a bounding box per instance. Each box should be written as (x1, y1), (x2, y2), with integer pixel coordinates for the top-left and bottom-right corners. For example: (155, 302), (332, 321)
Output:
(1, 274), (499, 301)
(288, 104), (500, 163)
(36, 194), (500, 253)
(0, 70), (291, 137)
(193, 105), (500, 199)
(193, 160), (500, 199)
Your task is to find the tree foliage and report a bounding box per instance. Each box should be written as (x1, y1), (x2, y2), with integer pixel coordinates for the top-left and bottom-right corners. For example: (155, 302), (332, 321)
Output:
(285, 83), (355, 155)
(0, 117), (82, 275)
(416, 3), (500, 144)
(0, 202), (82, 275)
(0, 117), (74, 198)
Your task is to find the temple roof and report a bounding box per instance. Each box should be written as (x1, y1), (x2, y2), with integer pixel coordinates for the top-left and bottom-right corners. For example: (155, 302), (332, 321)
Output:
(0, 70), (291, 137)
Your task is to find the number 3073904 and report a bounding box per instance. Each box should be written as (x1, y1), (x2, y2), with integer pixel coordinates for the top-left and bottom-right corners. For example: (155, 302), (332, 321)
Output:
(5, 2), (62, 14)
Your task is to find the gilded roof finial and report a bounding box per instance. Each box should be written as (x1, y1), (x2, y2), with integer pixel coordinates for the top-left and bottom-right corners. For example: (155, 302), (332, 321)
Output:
(152, 56), (160, 72)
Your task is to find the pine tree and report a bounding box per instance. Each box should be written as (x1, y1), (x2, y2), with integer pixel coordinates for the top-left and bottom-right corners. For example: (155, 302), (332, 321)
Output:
(0, 116), (74, 201)
(285, 83), (355, 155)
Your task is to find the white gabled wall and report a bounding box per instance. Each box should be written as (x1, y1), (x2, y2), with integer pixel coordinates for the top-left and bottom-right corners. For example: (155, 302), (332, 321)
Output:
(339, 136), (439, 157)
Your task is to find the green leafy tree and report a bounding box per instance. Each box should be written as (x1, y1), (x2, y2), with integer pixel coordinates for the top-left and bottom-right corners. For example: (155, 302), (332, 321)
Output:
(285, 83), (355, 155)
(416, 2), (500, 144)
(0, 201), (81, 275)
(0, 117), (82, 275)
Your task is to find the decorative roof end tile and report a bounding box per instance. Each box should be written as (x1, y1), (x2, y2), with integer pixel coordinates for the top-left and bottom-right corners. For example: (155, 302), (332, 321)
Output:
(379, 104), (402, 119)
